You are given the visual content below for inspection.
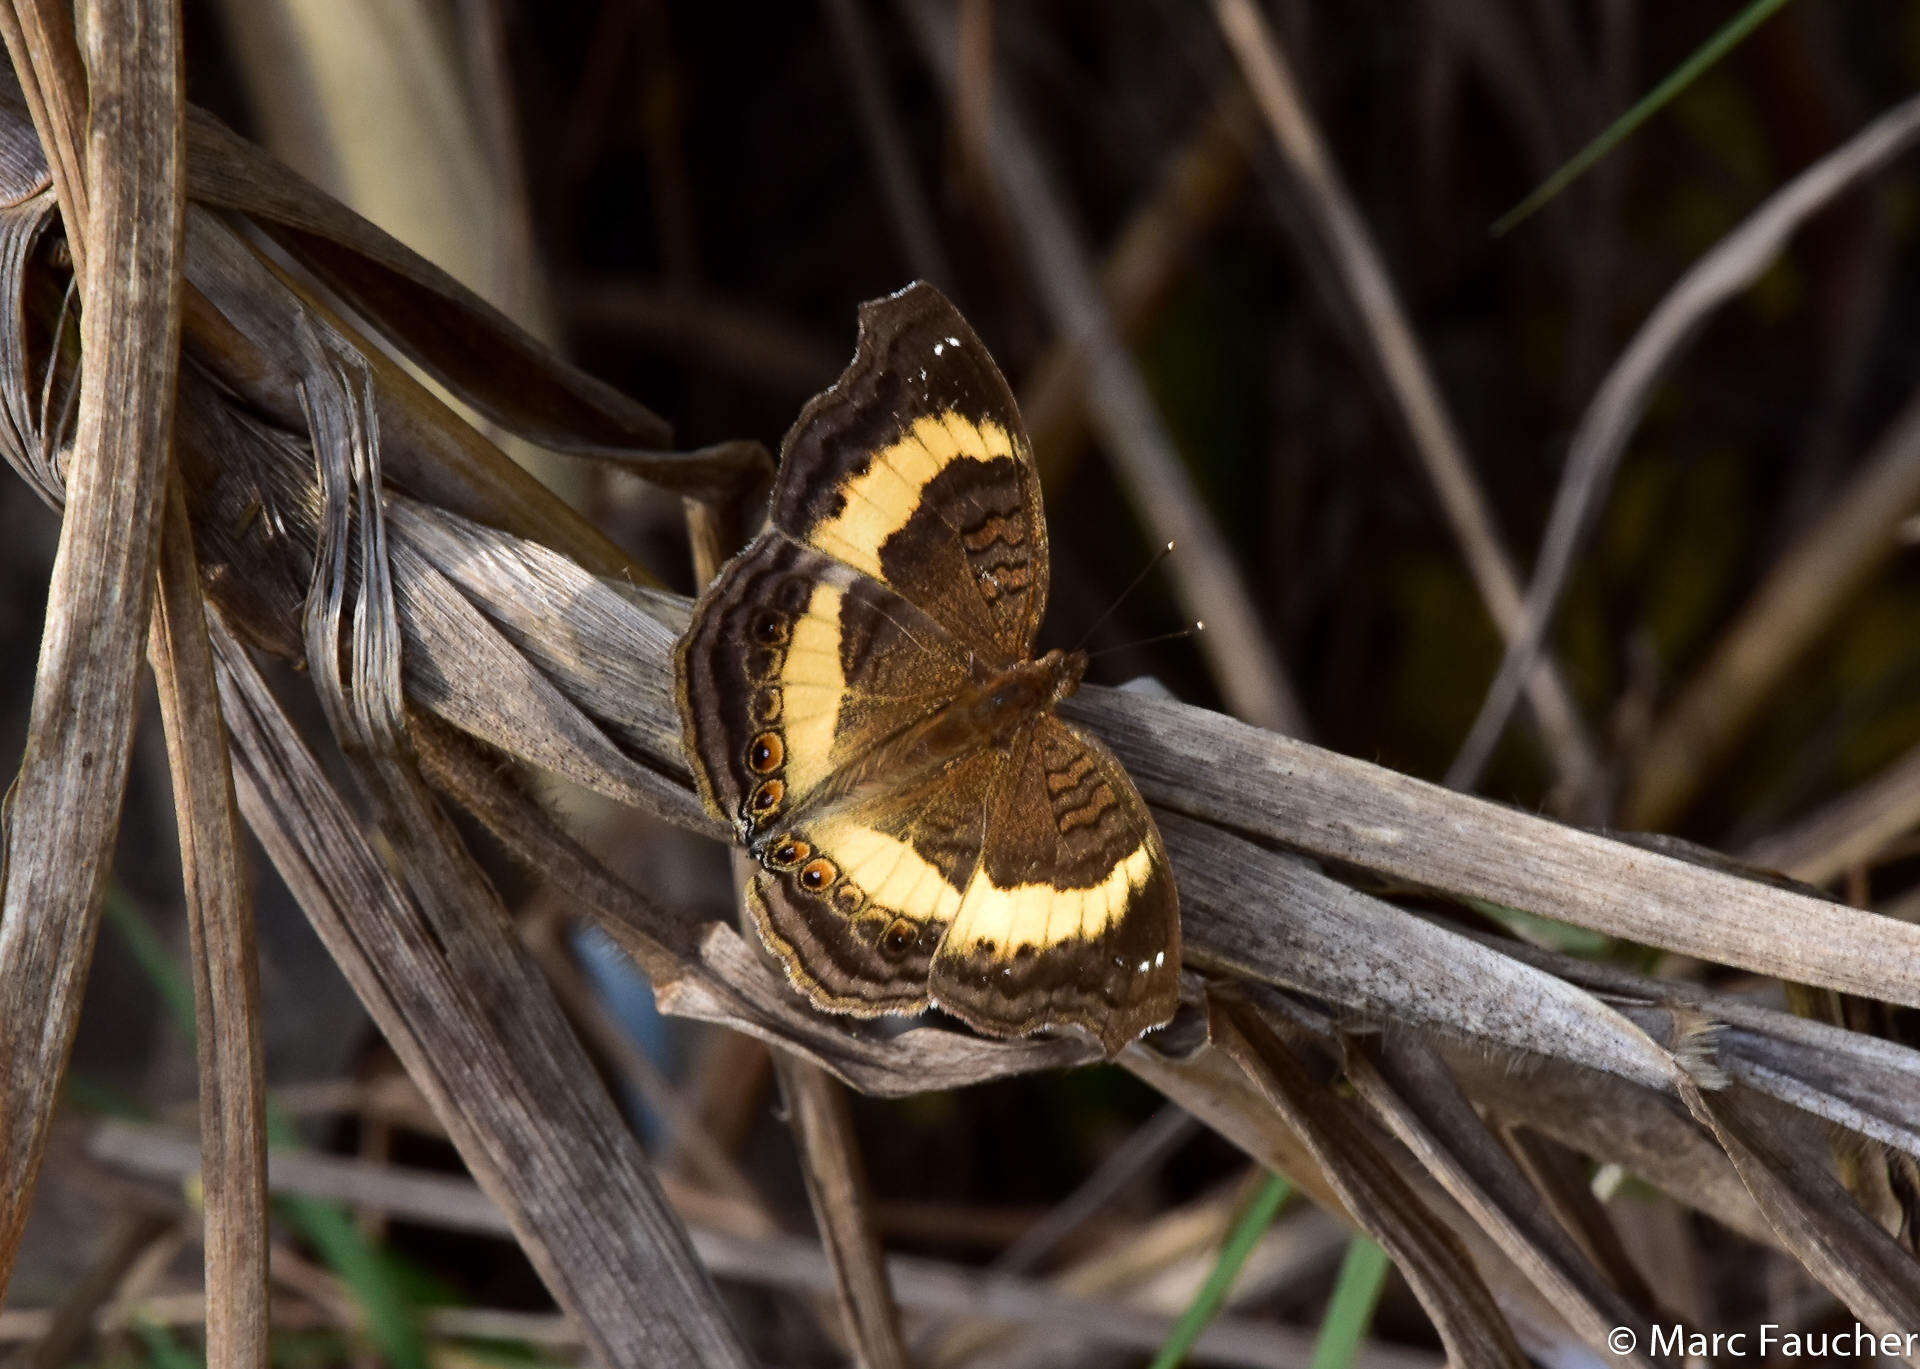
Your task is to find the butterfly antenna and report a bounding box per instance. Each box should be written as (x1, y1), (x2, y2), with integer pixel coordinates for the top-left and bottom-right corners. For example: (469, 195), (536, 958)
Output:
(1074, 541), (1176, 651)
(1085, 621), (1204, 659)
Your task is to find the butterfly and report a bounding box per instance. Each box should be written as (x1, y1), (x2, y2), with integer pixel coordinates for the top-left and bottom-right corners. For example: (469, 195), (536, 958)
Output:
(675, 282), (1180, 1055)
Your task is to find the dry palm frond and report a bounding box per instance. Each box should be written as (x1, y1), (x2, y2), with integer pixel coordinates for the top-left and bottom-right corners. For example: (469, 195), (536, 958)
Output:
(3, 32), (1920, 1369)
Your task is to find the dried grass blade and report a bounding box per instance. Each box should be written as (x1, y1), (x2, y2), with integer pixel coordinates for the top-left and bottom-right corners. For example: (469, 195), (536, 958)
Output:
(1627, 377), (1920, 828)
(1742, 738), (1920, 886)
(215, 608), (756, 1364)
(388, 496), (690, 762)
(179, 107), (680, 455)
(1080, 687), (1920, 1006)
(178, 208), (643, 580)
(1454, 90), (1920, 799)
(1687, 1086), (1920, 1362)
(147, 478), (268, 1369)
(1210, 0), (1595, 791)
(1474, 930), (1920, 1158)
(387, 528), (698, 823)
(0, 0), (182, 1294)
(1346, 1039), (1661, 1366)
(1165, 813), (1696, 1092)
(0, 71), (50, 201)
(85, 1118), (1353, 1369)
(1440, 1048), (1773, 1248)
(0, 0), (87, 279)
(291, 328), (754, 1365)
(0, 193), (62, 504)
(1209, 1000), (1527, 1368)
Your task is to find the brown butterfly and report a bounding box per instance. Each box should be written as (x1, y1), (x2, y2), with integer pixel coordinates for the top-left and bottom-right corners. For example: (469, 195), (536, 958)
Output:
(675, 282), (1179, 1054)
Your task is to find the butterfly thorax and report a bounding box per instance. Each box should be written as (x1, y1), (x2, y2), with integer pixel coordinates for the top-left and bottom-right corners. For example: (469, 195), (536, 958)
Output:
(887, 647), (1087, 777)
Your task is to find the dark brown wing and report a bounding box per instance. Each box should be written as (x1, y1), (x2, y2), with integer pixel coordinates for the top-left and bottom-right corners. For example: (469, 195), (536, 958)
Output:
(929, 716), (1180, 1055)
(770, 282), (1048, 664)
(675, 534), (970, 843)
(745, 747), (1001, 1016)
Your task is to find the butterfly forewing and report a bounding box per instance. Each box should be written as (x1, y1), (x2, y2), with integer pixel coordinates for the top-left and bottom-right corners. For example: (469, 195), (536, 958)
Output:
(930, 717), (1180, 1054)
(771, 284), (1048, 664)
(675, 535), (969, 840)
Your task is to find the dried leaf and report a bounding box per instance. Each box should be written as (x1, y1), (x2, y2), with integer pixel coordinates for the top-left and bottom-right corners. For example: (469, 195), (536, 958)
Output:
(0, 0), (183, 1290)
(1210, 1000), (1528, 1368)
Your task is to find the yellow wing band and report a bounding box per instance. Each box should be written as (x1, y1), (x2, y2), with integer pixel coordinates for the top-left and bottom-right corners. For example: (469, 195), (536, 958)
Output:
(808, 412), (1015, 581)
(779, 581), (846, 796)
(947, 843), (1154, 960)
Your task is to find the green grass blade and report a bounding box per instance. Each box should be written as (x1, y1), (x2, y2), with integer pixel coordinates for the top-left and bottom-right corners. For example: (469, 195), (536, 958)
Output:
(130, 1317), (204, 1369)
(1148, 1170), (1293, 1369)
(265, 1109), (433, 1369)
(1309, 1237), (1394, 1369)
(103, 884), (197, 1042)
(1492, 0), (1798, 236)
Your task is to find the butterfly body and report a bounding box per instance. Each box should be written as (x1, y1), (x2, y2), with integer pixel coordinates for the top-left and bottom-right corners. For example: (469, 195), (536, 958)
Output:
(675, 282), (1180, 1055)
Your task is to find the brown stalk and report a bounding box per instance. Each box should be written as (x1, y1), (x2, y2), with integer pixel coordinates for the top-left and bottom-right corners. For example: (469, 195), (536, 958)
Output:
(1022, 85), (1258, 491)
(776, 1055), (912, 1369)
(0, 0), (183, 1295)
(180, 217), (649, 581)
(1742, 738), (1920, 886)
(1688, 1087), (1920, 1358)
(519, 905), (770, 1217)
(1211, 0), (1598, 794)
(282, 330), (752, 1363)
(147, 476), (268, 1369)
(898, 0), (1310, 737)
(1495, 1125), (1659, 1314)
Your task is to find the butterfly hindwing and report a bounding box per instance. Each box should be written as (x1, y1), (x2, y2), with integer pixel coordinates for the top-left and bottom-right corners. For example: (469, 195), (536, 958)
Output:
(772, 282), (1048, 663)
(930, 716), (1180, 1054)
(744, 747), (1002, 1015)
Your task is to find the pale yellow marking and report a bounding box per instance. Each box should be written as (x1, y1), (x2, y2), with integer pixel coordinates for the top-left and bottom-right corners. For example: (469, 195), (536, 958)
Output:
(780, 583), (844, 795)
(950, 843), (1154, 959)
(807, 412), (1016, 580)
(814, 820), (965, 922)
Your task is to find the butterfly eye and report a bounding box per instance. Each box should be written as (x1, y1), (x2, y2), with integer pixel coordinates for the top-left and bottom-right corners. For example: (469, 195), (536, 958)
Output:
(769, 837), (810, 866)
(748, 779), (785, 814)
(799, 858), (837, 890)
(747, 731), (784, 774)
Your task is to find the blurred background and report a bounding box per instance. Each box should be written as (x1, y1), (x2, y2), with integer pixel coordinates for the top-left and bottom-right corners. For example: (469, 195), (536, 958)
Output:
(7, 1), (1920, 1364)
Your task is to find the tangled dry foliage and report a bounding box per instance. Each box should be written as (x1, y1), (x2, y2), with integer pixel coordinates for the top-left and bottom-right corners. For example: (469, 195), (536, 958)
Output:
(6, 2), (1920, 1367)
